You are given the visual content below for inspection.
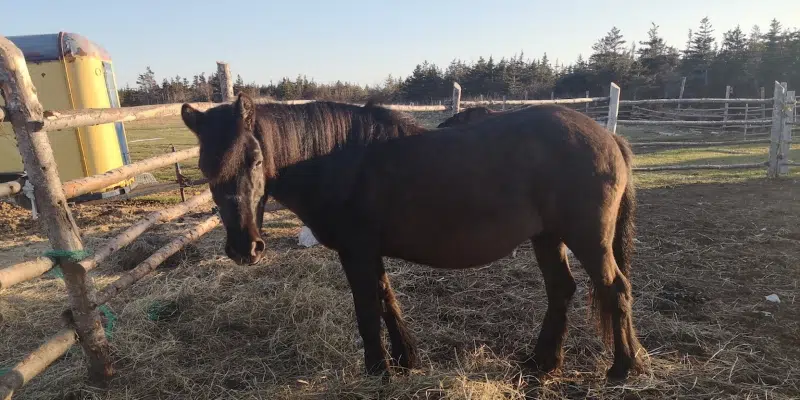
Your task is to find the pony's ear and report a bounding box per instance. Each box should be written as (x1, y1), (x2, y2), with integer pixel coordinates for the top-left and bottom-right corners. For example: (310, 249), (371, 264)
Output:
(235, 93), (256, 132)
(181, 104), (203, 136)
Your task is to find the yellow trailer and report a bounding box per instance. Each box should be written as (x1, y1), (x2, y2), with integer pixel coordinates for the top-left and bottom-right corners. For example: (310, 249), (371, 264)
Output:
(0, 32), (133, 202)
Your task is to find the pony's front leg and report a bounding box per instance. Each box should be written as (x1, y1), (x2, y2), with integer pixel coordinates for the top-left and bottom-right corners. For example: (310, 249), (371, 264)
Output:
(339, 251), (390, 378)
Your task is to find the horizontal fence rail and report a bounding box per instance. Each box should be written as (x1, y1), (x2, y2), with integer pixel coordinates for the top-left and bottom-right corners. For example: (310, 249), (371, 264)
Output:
(0, 328), (78, 400)
(43, 102), (224, 131)
(633, 162), (768, 172)
(619, 98), (773, 105)
(0, 257), (55, 291)
(92, 214), (221, 307)
(0, 190), (213, 291)
(619, 118), (773, 126)
(79, 190), (212, 273)
(0, 181), (21, 198)
(41, 101), (450, 130)
(462, 97), (609, 106)
(61, 147), (199, 199)
(629, 138), (772, 148)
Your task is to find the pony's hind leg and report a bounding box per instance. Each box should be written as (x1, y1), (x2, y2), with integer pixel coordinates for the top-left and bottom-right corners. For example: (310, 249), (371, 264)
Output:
(338, 251), (390, 377)
(378, 268), (418, 373)
(527, 233), (576, 374)
(567, 239), (644, 381)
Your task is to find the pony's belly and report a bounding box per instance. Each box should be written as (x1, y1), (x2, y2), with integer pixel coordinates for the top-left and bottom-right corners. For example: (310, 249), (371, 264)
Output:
(382, 213), (542, 269)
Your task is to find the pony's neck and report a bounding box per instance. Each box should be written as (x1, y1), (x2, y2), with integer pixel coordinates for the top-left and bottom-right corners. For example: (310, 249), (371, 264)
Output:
(257, 102), (427, 175)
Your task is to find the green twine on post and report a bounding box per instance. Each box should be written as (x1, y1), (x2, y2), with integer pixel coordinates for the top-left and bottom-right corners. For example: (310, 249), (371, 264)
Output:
(98, 304), (117, 340)
(43, 249), (93, 263)
(41, 249), (117, 340)
(43, 249), (92, 279)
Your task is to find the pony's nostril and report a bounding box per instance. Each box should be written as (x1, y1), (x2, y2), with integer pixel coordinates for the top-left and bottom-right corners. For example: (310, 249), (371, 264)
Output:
(251, 239), (266, 257)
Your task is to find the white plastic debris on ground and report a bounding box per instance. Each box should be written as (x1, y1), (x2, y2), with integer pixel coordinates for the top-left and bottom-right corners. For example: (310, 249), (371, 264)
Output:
(298, 226), (319, 247)
(765, 294), (781, 304)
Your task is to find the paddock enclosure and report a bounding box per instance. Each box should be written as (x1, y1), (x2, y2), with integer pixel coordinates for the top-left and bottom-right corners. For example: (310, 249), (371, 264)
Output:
(2, 35), (799, 399)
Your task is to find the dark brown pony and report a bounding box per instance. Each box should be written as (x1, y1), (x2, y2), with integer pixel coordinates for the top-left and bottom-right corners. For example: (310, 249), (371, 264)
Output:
(180, 94), (645, 382)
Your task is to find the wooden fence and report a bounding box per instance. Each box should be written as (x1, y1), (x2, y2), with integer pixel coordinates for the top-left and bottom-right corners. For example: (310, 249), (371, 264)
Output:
(0, 34), (796, 398)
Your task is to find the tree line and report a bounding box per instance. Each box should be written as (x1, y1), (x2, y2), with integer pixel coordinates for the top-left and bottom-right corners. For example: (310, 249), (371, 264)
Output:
(119, 17), (800, 106)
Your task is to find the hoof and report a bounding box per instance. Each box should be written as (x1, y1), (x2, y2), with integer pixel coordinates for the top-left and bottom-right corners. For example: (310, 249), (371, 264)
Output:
(365, 358), (390, 376)
(519, 351), (563, 377)
(606, 356), (643, 382)
(605, 364), (630, 382)
(392, 348), (418, 374)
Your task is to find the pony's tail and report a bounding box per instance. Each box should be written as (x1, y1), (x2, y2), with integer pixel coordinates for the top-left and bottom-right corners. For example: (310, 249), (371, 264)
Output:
(588, 133), (638, 346)
(611, 134), (636, 278)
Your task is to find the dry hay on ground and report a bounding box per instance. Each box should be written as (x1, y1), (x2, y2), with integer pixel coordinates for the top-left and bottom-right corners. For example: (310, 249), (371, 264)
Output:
(1, 179), (799, 399)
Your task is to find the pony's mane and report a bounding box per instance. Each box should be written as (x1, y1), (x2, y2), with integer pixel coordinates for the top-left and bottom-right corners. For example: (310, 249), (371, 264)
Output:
(197, 100), (429, 182)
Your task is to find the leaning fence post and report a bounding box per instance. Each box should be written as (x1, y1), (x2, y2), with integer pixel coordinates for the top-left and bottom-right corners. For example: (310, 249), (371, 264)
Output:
(216, 61), (234, 102)
(451, 82), (462, 115)
(779, 90), (795, 176)
(0, 36), (113, 382)
(606, 82), (621, 134)
(768, 81), (787, 178)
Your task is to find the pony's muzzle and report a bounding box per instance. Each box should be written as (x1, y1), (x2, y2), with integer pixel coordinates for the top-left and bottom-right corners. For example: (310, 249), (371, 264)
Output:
(225, 238), (266, 265)
(251, 239), (266, 258)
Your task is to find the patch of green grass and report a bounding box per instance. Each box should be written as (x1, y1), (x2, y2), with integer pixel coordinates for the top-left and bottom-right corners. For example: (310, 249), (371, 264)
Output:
(125, 116), (201, 183)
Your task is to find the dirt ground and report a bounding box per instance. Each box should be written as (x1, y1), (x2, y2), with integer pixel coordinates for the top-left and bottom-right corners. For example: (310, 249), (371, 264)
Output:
(1, 175), (799, 399)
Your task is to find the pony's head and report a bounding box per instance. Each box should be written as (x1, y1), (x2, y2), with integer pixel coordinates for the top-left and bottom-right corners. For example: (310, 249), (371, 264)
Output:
(436, 107), (494, 128)
(181, 94), (268, 265)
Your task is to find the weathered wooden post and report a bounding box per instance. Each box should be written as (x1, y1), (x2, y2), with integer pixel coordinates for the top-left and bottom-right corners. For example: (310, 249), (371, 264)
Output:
(761, 87), (766, 120)
(0, 36), (113, 382)
(585, 90), (590, 114)
(451, 82), (462, 115)
(677, 76), (686, 110)
(743, 103), (749, 138)
(606, 82), (621, 134)
(216, 61), (234, 102)
(779, 90), (795, 176)
(768, 81), (788, 178)
(172, 144), (186, 202)
(723, 85), (731, 130)
(502, 95), (507, 110)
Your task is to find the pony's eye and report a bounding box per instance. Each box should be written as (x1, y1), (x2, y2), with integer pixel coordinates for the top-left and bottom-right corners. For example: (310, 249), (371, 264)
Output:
(254, 160), (262, 167)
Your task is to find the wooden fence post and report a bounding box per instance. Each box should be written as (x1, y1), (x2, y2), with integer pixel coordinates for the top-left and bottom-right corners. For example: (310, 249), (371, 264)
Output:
(743, 103), (749, 138)
(216, 62), (234, 102)
(585, 90), (590, 114)
(451, 82), (462, 115)
(606, 82), (621, 134)
(723, 85), (731, 130)
(677, 76), (686, 110)
(502, 95), (507, 110)
(768, 81), (787, 178)
(761, 87), (766, 119)
(0, 37), (113, 382)
(779, 90), (795, 176)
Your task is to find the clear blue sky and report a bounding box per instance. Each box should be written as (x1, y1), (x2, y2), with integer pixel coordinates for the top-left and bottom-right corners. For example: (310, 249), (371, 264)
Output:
(4, 0), (796, 88)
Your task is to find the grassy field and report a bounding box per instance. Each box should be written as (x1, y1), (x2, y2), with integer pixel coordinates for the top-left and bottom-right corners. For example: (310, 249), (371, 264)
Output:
(1, 109), (799, 399)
